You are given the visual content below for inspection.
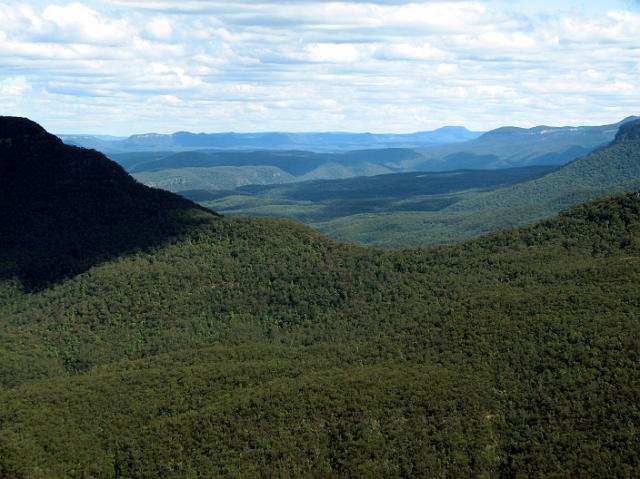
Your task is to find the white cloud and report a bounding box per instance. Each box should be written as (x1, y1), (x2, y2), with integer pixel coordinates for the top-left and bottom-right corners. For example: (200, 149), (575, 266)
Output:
(41, 3), (131, 44)
(382, 2), (489, 31)
(478, 32), (536, 49)
(145, 17), (173, 40)
(436, 63), (459, 75)
(147, 94), (183, 106)
(375, 43), (448, 61)
(306, 43), (364, 63)
(0, 0), (638, 134)
(0, 76), (30, 96)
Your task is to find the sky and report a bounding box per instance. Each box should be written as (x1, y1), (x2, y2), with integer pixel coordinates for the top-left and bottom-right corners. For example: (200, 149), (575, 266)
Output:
(0, 0), (639, 135)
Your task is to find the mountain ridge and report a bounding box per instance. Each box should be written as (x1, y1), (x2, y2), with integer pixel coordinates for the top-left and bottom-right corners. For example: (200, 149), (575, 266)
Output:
(0, 116), (219, 290)
(0, 117), (639, 477)
(62, 126), (482, 153)
(103, 116), (638, 193)
(409, 115), (638, 171)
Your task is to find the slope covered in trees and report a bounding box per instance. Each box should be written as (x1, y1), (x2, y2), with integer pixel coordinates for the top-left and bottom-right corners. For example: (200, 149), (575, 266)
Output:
(409, 116), (637, 170)
(0, 117), (219, 290)
(313, 119), (640, 246)
(124, 149), (405, 188)
(192, 166), (556, 223)
(0, 118), (639, 477)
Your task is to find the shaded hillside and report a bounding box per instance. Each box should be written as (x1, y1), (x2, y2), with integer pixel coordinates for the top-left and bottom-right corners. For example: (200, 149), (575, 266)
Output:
(0, 116), (217, 290)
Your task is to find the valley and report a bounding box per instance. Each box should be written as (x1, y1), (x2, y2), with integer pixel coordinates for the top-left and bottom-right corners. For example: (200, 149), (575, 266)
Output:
(59, 117), (638, 248)
(150, 119), (640, 247)
(0, 117), (639, 477)
(4, 0), (640, 476)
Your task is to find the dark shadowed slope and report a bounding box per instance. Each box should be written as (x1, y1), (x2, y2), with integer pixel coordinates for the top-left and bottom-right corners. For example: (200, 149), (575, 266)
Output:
(0, 117), (219, 290)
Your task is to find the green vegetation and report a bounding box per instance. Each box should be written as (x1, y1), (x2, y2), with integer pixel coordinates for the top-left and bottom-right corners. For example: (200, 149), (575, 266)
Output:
(200, 120), (640, 247)
(196, 166), (555, 222)
(122, 149), (420, 177)
(0, 116), (217, 290)
(1, 117), (639, 477)
(133, 165), (295, 192)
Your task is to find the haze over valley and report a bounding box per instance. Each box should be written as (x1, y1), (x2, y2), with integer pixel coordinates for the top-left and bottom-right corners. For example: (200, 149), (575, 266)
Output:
(65, 115), (639, 247)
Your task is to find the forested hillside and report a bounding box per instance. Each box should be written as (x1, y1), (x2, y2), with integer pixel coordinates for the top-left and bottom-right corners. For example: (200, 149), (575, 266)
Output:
(125, 149), (407, 189)
(192, 166), (556, 223)
(0, 118), (639, 478)
(314, 119), (640, 246)
(0, 116), (218, 290)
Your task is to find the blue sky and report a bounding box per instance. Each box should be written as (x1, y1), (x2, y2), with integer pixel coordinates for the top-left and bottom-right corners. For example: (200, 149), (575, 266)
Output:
(0, 1), (638, 134)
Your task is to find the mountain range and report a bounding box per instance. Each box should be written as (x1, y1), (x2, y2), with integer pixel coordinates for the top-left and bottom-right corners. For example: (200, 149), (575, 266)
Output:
(407, 117), (637, 170)
(88, 117), (635, 194)
(170, 118), (640, 246)
(1, 117), (638, 477)
(60, 126), (481, 153)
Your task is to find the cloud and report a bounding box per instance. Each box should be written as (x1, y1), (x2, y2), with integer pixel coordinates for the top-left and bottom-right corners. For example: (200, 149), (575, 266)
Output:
(0, 76), (30, 96)
(0, 1), (638, 134)
(306, 43), (365, 63)
(144, 17), (173, 41)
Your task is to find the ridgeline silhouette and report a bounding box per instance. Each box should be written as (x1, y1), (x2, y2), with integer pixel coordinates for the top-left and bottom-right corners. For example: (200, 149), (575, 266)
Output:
(0, 117), (219, 290)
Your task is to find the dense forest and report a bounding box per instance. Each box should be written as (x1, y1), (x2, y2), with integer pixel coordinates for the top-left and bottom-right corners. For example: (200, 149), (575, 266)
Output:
(0, 117), (639, 477)
(316, 119), (640, 246)
(192, 166), (556, 224)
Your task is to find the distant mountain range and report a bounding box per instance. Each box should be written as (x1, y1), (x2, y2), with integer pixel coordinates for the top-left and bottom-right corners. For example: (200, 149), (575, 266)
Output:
(191, 118), (640, 247)
(407, 116), (638, 171)
(107, 117), (638, 191)
(60, 126), (481, 153)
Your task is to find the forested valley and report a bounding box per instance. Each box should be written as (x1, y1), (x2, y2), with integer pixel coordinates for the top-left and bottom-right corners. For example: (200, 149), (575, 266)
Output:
(0, 117), (638, 477)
